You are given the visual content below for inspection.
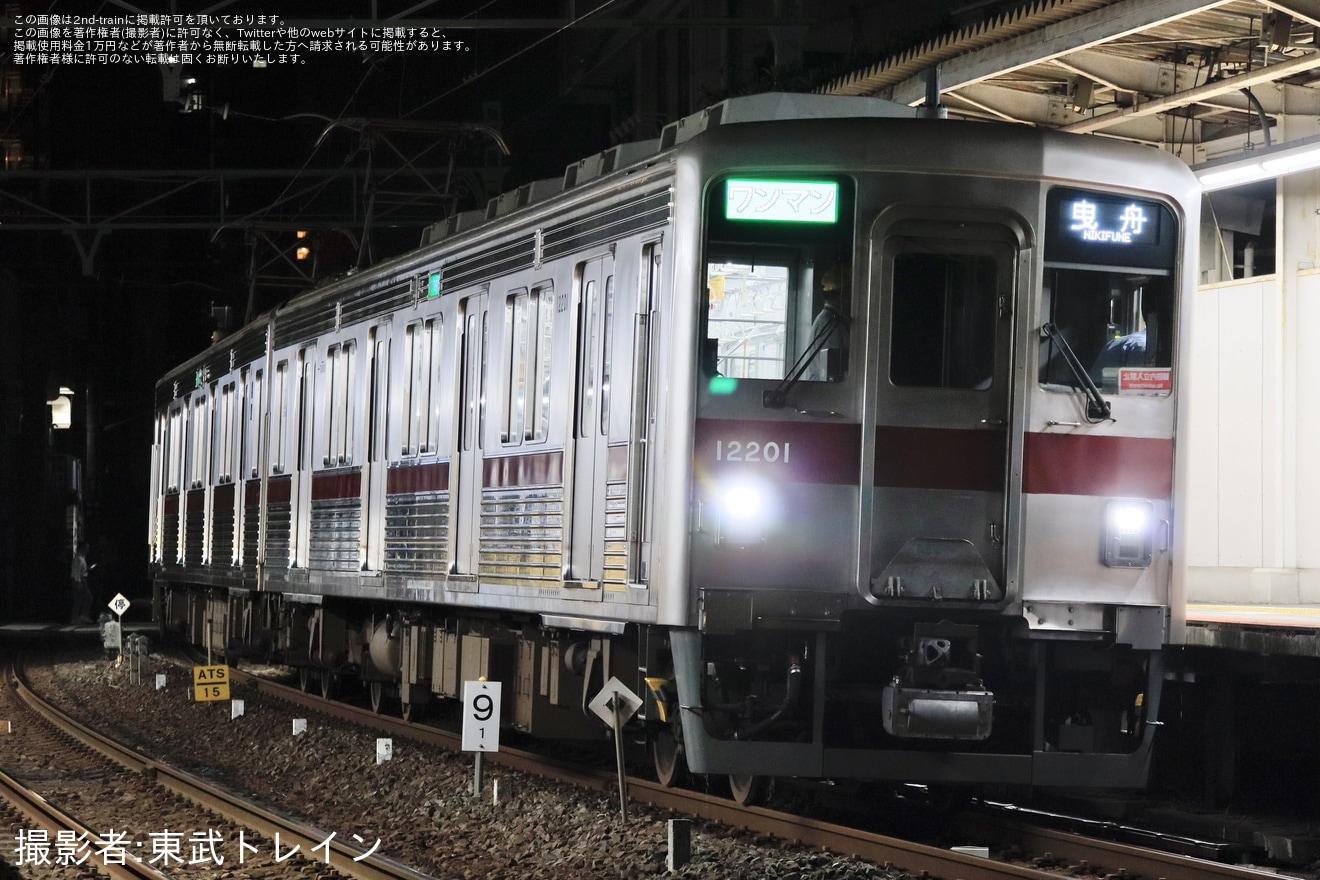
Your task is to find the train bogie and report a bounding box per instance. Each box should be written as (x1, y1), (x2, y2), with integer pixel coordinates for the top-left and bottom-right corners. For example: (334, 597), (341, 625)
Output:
(150, 92), (1197, 794)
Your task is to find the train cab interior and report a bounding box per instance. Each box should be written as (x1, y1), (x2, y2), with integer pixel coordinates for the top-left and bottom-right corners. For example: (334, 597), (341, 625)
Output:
(1038, 188), (1179, 401)
(700, 175), (856, 396)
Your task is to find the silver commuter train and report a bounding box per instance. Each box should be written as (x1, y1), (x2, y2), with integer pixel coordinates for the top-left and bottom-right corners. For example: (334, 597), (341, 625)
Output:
(149, 92), (1197, 801)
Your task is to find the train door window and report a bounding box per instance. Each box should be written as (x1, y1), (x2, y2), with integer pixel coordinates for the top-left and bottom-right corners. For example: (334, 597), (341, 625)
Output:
(579, 278), (601, 433)
(889, 247), (999, 390)
(460, 309), (486, 454)
(1039, 188), (1178, 396)
(368, 329), (391, 463)
(400, 318), (442, 457)
(297, 349), (312, 472)
(502, 286), (554, 445)
(242, 369), (263, 479)
(460, 315), (475, 453)
(214, 381), (236, 483)
(166, 406), (183, 493)
(325, 340), (357, 466)
(422, 318), (441, 453)
(532, 285), (553, 442)
(188, 394), (208, 489)
(401, 323), (419, 456)
(271, 360), (289, 474)
(600, 274), (615, 435)
(502, 289), (532, 444)
(703, 175), (856, 383)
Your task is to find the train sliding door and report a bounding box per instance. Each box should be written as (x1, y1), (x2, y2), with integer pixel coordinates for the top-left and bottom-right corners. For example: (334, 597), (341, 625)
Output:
(361, 325), (390, 571)
(452, 292), (487, 576)
(868, 216), (1020, 603)
(567, 255), (613, 586)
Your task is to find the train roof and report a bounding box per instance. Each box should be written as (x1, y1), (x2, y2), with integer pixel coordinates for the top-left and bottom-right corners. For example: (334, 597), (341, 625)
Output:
(154, 91), (1196, 404)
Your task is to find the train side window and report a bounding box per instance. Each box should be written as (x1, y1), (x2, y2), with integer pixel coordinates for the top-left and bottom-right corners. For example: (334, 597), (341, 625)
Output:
(889, 248), (998, 390)
(271, 360), (289, 474)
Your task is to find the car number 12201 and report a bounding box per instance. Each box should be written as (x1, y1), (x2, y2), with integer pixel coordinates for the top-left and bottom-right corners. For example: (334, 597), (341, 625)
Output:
(714, 440), (790, 463)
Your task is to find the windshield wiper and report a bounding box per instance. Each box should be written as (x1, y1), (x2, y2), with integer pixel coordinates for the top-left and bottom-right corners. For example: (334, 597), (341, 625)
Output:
(1041, 322), (1111, 421)
(763, 307), (847, 408)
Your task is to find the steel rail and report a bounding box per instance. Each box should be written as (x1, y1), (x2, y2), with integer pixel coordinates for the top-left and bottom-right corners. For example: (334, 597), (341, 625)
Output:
(10, 656), (435, 880)
(0, 764), (170, 880)
(957, 814), (1286, 880)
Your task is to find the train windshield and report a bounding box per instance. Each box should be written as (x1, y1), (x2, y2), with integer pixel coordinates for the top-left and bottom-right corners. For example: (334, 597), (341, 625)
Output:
(1039, 188), (1179, 397)
(702, 175), (856, 383)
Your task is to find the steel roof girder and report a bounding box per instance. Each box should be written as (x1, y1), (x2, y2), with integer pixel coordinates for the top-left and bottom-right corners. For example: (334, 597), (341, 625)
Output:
(1061, 49), (1320, 132)
(888, 0), (1234, 106)
(1050, 48), (1320, 116)
(945, 82), (1188, 143)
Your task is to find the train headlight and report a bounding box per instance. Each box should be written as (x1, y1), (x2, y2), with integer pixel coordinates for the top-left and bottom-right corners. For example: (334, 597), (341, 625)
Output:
(1102, 499), (1154, 568)
(720, 481), (764, 521)
(715, 477), (773, 547)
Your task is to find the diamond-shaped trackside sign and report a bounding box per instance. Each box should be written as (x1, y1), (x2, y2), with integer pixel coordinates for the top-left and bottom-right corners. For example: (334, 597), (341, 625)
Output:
(587, 676), (642, 731)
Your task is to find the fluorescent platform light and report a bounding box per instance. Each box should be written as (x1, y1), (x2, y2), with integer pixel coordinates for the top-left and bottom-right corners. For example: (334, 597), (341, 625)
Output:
(1196, 135), (1320, 191)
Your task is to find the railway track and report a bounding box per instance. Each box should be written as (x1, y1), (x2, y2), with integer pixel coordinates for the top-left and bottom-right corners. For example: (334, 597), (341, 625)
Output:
(2, 650), (432, 880)
(224, 662), (1293, 880)
(14, 645), (1301, 880)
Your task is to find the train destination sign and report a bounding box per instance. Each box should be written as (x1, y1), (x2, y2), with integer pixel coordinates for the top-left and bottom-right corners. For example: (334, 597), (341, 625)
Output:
(724, 178), (839, 224)
(1057, 194), (1159, 246)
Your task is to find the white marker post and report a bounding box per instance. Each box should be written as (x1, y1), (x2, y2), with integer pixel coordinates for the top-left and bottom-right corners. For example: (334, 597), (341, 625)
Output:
(108, 593), (130, 663)
(461, 679), (501, 796)
(588, 677), (643, 822)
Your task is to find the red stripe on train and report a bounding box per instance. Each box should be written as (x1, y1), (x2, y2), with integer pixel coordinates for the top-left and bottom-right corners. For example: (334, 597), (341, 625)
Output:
(1022, 432), (1172, 497)
(484, 451), (564, 489)
(874, 426), (1005, 492)
(312, 471), (362, 501)
(387, 460), (450, 494)
(694, 419), (862, 485)
(266, 474), (292, 504)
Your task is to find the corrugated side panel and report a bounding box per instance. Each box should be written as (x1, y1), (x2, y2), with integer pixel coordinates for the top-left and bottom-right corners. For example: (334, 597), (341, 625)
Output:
(479, 487), (564, 586)
(385, 491), (450, 575)
(310, 498), (361, 572)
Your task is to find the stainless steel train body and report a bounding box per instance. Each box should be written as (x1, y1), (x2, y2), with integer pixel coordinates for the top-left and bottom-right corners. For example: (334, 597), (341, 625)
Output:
(149, 92), (1197, 796)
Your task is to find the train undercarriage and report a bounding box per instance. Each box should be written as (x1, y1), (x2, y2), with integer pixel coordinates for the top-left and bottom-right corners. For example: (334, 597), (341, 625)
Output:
(157, 579), (1163, 804)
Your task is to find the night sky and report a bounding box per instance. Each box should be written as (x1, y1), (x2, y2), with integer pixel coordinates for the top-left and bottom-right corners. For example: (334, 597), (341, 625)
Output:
(0, 0), (961, 619)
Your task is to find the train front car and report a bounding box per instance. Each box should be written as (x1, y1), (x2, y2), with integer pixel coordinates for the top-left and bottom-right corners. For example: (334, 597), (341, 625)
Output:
(659, 109), (1197, 798)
